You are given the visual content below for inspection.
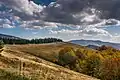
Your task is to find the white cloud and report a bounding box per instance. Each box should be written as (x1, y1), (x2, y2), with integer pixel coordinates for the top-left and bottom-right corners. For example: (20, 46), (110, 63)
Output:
(20, 20), (58, 29)
(50, 27), (112, 38)
(2, 24), (15, 28)
(82, 27), (112, 37)
(0, 0), (44, 16)
(0, 18), (15, 28)
(49, 28), (117, 42)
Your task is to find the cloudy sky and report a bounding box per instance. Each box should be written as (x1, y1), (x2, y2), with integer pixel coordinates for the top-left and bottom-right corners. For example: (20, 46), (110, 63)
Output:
(0, 0), (120, 43)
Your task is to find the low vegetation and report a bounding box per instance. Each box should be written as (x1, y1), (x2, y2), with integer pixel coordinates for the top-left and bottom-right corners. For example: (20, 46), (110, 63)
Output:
(0, 69), (30, 80)
(58, 45), (120, 80)
(0, 40), (4, 49)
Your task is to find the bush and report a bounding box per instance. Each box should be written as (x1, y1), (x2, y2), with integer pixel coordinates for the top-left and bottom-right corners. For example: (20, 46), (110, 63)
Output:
(58, 47), (77, 68)
(0, 40), (4, 49)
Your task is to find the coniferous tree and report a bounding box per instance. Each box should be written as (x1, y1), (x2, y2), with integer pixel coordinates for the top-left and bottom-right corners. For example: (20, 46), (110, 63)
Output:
(0, 37), (63, 44)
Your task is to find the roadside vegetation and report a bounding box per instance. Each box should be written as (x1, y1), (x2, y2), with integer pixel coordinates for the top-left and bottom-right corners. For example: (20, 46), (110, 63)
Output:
(58, 45), (120, 80)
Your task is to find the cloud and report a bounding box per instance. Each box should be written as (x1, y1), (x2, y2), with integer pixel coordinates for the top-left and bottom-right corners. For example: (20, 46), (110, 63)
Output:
(41, 0), (120, 26)
(0, 5), (21, 28)
(20, 20), (59, 29)
(49, 24), (120, 43)
(0, 0), (120, 42)
(0, 0), (46, 29)
(0, 16), (15, 28)
(49, 27), (118, 42)
(42, 5), (101, 25)
(50, 27), (112, 39)
(0, 0), (120, 29)
(0, 0), (44, 20)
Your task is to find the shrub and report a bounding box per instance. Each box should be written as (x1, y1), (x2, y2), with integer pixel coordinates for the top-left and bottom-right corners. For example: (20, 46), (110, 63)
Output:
(0, 40), (4, 49)
(0, 69), (30, 80)
(58, 47), (77, 68)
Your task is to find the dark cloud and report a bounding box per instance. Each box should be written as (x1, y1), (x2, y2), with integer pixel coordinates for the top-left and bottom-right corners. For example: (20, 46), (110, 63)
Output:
(89, 0), (120, 19)
(41, 0), (120, 25)
(42, 0), (90, 25)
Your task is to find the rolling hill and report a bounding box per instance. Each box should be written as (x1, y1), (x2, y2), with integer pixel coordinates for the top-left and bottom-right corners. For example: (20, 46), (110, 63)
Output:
(0, 33), (21, 39)
(0, 42), (99, 80)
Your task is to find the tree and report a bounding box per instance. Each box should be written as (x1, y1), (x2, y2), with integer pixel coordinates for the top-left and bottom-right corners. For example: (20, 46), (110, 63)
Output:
(0, 37), (63, 44)
(99, 58), (120, 80)
(58, 47), (77, 68)
(97, 45), (108, 51)
(83, 54), (102, 77)
(75, 49), (86, 60)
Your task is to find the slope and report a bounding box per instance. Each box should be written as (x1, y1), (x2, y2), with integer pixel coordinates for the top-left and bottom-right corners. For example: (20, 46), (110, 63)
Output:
(0, 43), (99, 80)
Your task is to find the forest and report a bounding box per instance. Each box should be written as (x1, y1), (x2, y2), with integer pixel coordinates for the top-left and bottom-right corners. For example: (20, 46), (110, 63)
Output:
(0, 38), (63, 44)
(58, 46), (120, 80)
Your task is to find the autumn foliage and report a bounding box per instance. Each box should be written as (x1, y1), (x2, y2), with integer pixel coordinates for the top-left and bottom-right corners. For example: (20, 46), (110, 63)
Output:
(58, 45), (120, 80)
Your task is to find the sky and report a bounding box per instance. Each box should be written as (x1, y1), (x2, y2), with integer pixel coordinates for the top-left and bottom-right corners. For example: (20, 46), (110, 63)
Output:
(0, 0), (120, 43)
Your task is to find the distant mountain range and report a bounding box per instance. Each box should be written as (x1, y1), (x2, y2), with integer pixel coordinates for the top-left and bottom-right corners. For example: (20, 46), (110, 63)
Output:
(69, 40), (120, 49)
(0, 33), (21, 39)
(1, 33), (120, 50)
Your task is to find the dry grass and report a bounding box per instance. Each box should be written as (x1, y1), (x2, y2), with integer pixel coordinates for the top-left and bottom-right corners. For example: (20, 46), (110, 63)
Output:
(0, 42), (99, 80)
(6, 42), (84, 62)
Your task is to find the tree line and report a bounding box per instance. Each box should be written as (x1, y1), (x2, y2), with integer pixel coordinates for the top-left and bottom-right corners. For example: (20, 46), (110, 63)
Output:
(0, 38), (63, 44)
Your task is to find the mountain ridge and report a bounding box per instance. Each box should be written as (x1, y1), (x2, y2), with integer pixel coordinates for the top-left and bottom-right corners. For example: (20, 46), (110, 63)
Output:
(0, 33), (21, 39)
(69, 39), (120, 49)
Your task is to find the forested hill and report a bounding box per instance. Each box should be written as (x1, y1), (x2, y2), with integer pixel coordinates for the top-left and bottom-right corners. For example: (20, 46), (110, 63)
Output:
(0, 33), (63, 44)
(0, 33), (21, 39)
